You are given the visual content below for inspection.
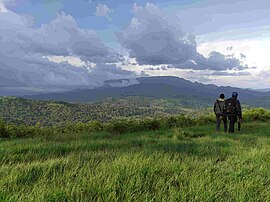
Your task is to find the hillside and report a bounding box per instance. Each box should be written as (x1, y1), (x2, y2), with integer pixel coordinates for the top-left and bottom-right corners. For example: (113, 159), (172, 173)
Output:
(248, 96), (270, 108)
(0, 96), (211, 126)
(1, 121), (270, 201)
(24, 76), (270, 106)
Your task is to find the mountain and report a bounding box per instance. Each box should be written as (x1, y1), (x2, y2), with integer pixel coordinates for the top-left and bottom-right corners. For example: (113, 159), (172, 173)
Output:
(24, 76), (270, 104)
(1, 77), (270, 126)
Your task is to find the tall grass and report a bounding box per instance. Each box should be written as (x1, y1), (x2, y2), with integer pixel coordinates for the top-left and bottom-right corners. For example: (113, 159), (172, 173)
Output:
(0, 121), (270, 201)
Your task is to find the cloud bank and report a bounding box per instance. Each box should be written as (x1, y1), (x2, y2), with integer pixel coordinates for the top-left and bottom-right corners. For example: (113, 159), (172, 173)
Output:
(0, 1), (267, 91)
(0, 5), (133, 89)
(118, 3), (249, 71)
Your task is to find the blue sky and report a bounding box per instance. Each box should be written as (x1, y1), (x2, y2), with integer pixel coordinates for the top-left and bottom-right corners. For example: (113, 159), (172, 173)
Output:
(1, 0), (270, 89)
(7, 0), (270, 39)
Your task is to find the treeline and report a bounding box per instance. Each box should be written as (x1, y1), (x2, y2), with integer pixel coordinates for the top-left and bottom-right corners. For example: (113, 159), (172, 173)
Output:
(0, 97), (206, 126)
(1, 108), (270, 138)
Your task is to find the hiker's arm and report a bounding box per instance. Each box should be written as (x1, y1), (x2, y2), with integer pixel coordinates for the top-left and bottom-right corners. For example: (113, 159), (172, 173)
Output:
(223, 101), (227, 115)
(237, 100), (242, 119)
(213, 102), (217, 113)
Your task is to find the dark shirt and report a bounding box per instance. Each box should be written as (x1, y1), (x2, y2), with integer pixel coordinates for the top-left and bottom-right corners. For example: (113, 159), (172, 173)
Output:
(225, 97), (242, 119)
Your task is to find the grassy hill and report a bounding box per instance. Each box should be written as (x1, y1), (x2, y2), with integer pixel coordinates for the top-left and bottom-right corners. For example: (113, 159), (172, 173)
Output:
(1, 121), (270, 201)
(0, 96), (211, 126)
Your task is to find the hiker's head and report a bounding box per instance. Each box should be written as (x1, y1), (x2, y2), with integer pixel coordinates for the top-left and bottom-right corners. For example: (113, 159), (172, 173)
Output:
(232, 92), (238, 98)
(219, 93), (225, 99)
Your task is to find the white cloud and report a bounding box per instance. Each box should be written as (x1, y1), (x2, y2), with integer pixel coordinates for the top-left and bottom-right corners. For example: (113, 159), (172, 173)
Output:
(198, 39), (270, 70)
(95, 3), (112, 18)
(1, 1), (269, 90)
(120, 56), (269, 89)
(45, 55), (96, 69)
(0, 1), (7, 13)
(118, 3), (250, 71)
(0, 8), (134, 89)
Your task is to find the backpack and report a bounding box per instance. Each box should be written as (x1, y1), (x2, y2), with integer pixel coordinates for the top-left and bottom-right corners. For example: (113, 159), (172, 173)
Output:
(215, 100), (225, 115)
(226, 99), (236, 114)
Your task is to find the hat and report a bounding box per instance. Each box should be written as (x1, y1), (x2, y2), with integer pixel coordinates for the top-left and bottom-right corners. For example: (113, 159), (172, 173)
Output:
(232, 92), (238, 98)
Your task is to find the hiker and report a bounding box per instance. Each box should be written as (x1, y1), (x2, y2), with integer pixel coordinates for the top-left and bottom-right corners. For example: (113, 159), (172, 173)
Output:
(214, 93), (227, 132)
(225, 92), (242, 133)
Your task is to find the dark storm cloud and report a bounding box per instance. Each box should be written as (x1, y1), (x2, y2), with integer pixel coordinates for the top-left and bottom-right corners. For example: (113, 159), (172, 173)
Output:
(118, 3), (251, 71)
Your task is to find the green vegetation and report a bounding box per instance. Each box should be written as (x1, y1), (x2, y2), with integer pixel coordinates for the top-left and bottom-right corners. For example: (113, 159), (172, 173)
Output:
(0, 107), (269, 139)
(246, 96), (270, 109)
(1, 96), (268, 127)
(0, 96), (210, 126)
(0, 96), (264, 127)
(1, 120), (270, 201)
(1, 97), (270, 201)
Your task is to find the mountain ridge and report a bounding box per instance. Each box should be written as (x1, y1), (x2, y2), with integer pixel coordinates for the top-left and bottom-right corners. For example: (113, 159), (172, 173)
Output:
(24, 76), (270, 103)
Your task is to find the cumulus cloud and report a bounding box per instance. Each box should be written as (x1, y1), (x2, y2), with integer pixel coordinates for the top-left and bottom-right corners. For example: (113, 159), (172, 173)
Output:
(95, 3), (112, 18)
(28, 13), (120, 63)
(198, 51), (248, 71)
(0, 10), (119, 62)
(118, 3), (250, 71)
(0, 8), (133, 89)
(118, 3), (193, 65)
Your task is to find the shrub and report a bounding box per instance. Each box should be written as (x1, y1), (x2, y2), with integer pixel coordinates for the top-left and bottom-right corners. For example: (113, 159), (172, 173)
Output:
(176, 114), (195, 127)
(194, 114), (215, 125)
(105, 120), (130, 134)
(0, 119), (9, 138)
(104, 118), (162, 134)
(6, 125), (35, 138)
(141, 118), (161, 131)
(86, 120), (104, 132)
(243, 108), (270, 122)
(163, 116), (180, 128)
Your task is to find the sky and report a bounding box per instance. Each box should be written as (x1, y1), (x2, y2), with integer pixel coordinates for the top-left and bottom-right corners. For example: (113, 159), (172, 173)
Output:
(0, 0), (270, 89)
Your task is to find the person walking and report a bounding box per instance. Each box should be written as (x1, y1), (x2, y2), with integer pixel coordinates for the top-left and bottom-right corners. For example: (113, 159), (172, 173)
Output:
(214, 93), (227, 132)
(225, 92), (242, 133)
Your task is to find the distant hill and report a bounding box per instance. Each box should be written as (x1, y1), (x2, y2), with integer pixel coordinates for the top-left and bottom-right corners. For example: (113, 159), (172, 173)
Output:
(253, 88), (270, 92)
(25, 76), (269, 103)
(0, 96), (209, 126)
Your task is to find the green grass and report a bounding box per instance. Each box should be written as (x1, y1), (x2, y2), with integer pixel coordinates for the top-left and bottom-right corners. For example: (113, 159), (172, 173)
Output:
(1, 122), (270, 201)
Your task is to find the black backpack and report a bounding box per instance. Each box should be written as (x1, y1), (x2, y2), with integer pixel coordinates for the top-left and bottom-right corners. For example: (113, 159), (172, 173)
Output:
(226, 99), (236, 114)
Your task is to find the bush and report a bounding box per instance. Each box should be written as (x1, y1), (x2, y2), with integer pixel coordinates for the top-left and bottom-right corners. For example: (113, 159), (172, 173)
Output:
(5, 125), (35, 138)
(163, 116), (179, 128)
(104, 118), (162, 134)
(162, 114), (196, 128)
(243, 108), (270, 122)
(0, 119), (9, 138)
(194, 114), (215, 125)
(105, 120), (130, 134)
(85, 120), (104, 132)
(141, 118), (161, 131)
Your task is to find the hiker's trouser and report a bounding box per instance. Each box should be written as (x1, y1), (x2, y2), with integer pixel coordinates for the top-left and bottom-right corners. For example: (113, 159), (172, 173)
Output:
(228, 115), (237, 133)
(216, 114), (227, 132)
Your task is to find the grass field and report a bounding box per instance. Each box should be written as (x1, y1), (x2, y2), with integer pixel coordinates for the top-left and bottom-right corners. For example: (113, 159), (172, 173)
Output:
(1, 121), (270, 201)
